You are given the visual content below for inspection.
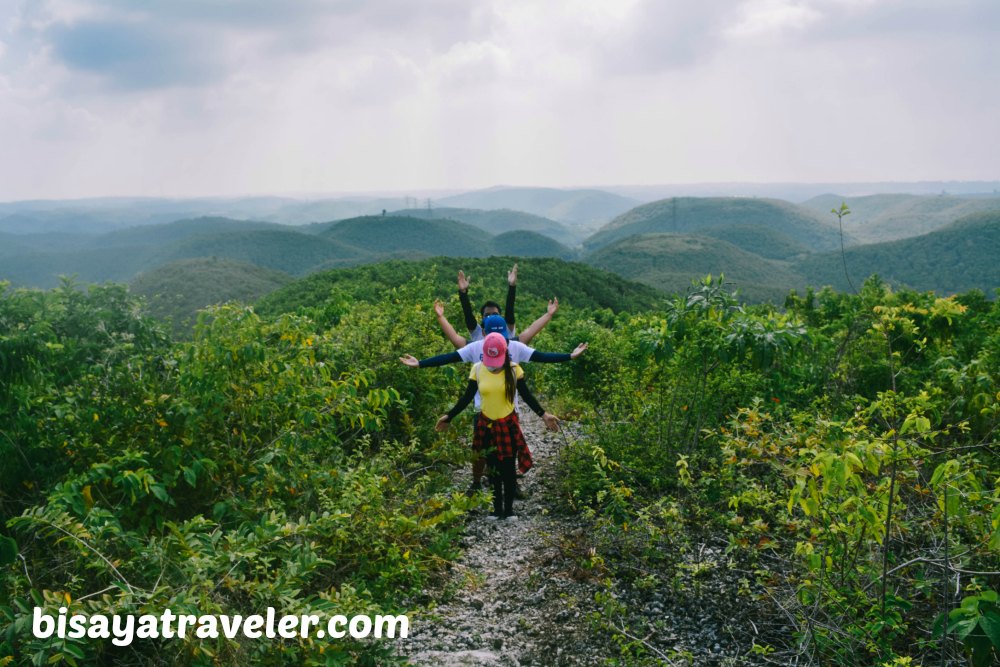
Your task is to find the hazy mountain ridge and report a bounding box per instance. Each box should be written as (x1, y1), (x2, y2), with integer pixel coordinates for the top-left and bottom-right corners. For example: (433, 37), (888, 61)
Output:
(437, 186), (640, 226)
(800, 193), (1000, 243)
(388, 207), (579, 245)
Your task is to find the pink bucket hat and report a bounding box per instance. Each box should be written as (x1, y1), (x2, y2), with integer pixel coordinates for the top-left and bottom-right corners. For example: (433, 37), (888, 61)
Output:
(482, 332), (508, 368)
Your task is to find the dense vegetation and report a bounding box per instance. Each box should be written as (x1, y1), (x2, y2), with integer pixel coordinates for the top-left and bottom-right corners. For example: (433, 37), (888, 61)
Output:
(1, 257), (998, 665)
(533, 276), (1000, 666)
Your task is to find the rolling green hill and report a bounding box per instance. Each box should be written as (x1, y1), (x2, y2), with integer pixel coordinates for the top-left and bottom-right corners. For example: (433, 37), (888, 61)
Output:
(489, 230), (576, 259)
(801, 193), (1000, 243)
(795, 211), (1000, 294)
(130, 258), (293, 335)
(390, 207), (579, 245)
(585, 197), (845, 253)
(158, 229), (367, 275)
(696, 224), (809, 260)
(256, 256), (664, 319)
(316, 215), (490, 257)
(584, 233), (806, 303)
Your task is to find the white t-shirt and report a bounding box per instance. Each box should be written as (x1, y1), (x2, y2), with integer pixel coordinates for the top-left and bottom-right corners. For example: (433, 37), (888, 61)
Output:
(456, 339), (535, 410)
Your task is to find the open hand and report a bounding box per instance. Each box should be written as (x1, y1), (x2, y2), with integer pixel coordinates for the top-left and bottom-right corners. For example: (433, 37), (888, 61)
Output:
(435, 415), (452, 432)
(458, 270), (469, 292)
(508, 263), (518, 286)
(434, 299), (445, 317)
(542, 411), (561, 432)
(570, 342), (588, 359)
(547, 297), (559, 316)
(399, 354), (419, 368)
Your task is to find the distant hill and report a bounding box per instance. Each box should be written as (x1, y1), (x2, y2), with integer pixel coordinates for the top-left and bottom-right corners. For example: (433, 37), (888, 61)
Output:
(316, 215), (490, 257)
(389, 207), (580, 245)
(584, 233), (805, 303)
(158, 229), (367, 275)
(436, 187), (640, 226)
(795, 211), (1000, 294)
(585, 197), (845, 253)
(130, 258), (293, 336)
(695, 224), (809, 260)
(488, 231), (576, 260)
(256, 256), (664, 319)
(0, 224), (366, 288)
(800, 194), (1000, 243)
(99, 216), (286, 247)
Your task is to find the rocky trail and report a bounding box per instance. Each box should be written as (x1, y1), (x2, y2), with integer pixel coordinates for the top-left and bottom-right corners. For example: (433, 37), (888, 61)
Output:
(396, 413), (778, 666)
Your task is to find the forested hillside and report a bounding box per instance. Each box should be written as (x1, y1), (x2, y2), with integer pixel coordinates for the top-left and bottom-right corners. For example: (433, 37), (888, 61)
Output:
(796, 211), (1000, 294)
(130, 258), (293, 336)
(585, 197), (846, 252)
(584, 233), (805, 303)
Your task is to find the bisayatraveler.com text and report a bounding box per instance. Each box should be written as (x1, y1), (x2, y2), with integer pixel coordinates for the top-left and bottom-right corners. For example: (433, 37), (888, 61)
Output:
(32, 607), (409, 646)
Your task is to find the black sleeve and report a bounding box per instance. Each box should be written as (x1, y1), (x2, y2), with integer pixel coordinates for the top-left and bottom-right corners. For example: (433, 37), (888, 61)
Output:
(418, 351), (463, 368)
(505, 283), (516, 326)
(528, 350), (571, 363)
(445, 380), (478, 420)
(459, 289), (478, 333)
(516, 377), (546, 417)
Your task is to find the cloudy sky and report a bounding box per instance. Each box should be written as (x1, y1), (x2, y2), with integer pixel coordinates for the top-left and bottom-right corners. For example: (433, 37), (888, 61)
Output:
(1, 0), (997, 199)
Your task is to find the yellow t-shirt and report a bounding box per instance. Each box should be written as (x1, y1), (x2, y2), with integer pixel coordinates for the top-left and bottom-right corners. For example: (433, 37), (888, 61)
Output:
(470, 362), (524, 420)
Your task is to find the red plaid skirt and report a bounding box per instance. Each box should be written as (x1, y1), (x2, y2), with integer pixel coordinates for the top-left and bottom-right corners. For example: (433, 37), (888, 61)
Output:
(472, 412), (533, 474)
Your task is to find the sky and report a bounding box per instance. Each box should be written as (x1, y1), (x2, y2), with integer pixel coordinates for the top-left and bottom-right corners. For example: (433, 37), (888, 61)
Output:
(1, 0), (998, 200)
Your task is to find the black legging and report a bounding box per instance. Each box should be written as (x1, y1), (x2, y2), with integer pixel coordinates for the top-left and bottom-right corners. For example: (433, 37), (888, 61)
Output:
(486, 452), (517, 516)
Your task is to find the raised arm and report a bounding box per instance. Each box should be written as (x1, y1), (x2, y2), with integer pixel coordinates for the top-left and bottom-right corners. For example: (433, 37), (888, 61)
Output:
(458, 271), (478, 333)
(434, 299), (467, 348)
(436, 380), (478, 431)
(515, 377), (560, 431)
(504, 263), (517, 327)
(516, 297), (558, 345)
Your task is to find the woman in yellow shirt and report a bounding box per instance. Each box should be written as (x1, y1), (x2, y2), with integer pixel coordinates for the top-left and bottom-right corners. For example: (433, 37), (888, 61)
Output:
(436, 333), (559, 519)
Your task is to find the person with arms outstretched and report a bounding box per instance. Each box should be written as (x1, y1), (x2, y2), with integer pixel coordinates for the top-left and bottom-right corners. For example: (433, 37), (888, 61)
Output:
(436, 333), (559, 519)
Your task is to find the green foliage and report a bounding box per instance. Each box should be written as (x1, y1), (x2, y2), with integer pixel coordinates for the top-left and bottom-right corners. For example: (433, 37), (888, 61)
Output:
(0, 278), (476, 664)
(547, 273), (1000, 665)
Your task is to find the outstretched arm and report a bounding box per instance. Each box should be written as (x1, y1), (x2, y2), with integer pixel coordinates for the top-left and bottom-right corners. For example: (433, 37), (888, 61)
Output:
(515, 377), (560, 431)
(527, 342), (588, 363)
(434, 299), (467, 348)
(436, 380), (478, 431)
(399, 350), (463, 368)
(458, 271), (478, 334)
(516, 297), (558, 345)
(504, 263), (518, 327)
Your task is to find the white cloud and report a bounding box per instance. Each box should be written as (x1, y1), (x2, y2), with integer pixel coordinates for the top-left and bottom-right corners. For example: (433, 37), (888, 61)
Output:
(0, 0), (997, 199)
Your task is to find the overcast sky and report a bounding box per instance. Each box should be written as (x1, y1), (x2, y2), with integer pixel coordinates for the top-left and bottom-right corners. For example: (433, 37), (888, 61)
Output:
(1, 0), (997, 199)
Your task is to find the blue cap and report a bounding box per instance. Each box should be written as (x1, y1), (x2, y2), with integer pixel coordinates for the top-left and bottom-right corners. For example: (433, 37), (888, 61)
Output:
(482, 314), (508, 338)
